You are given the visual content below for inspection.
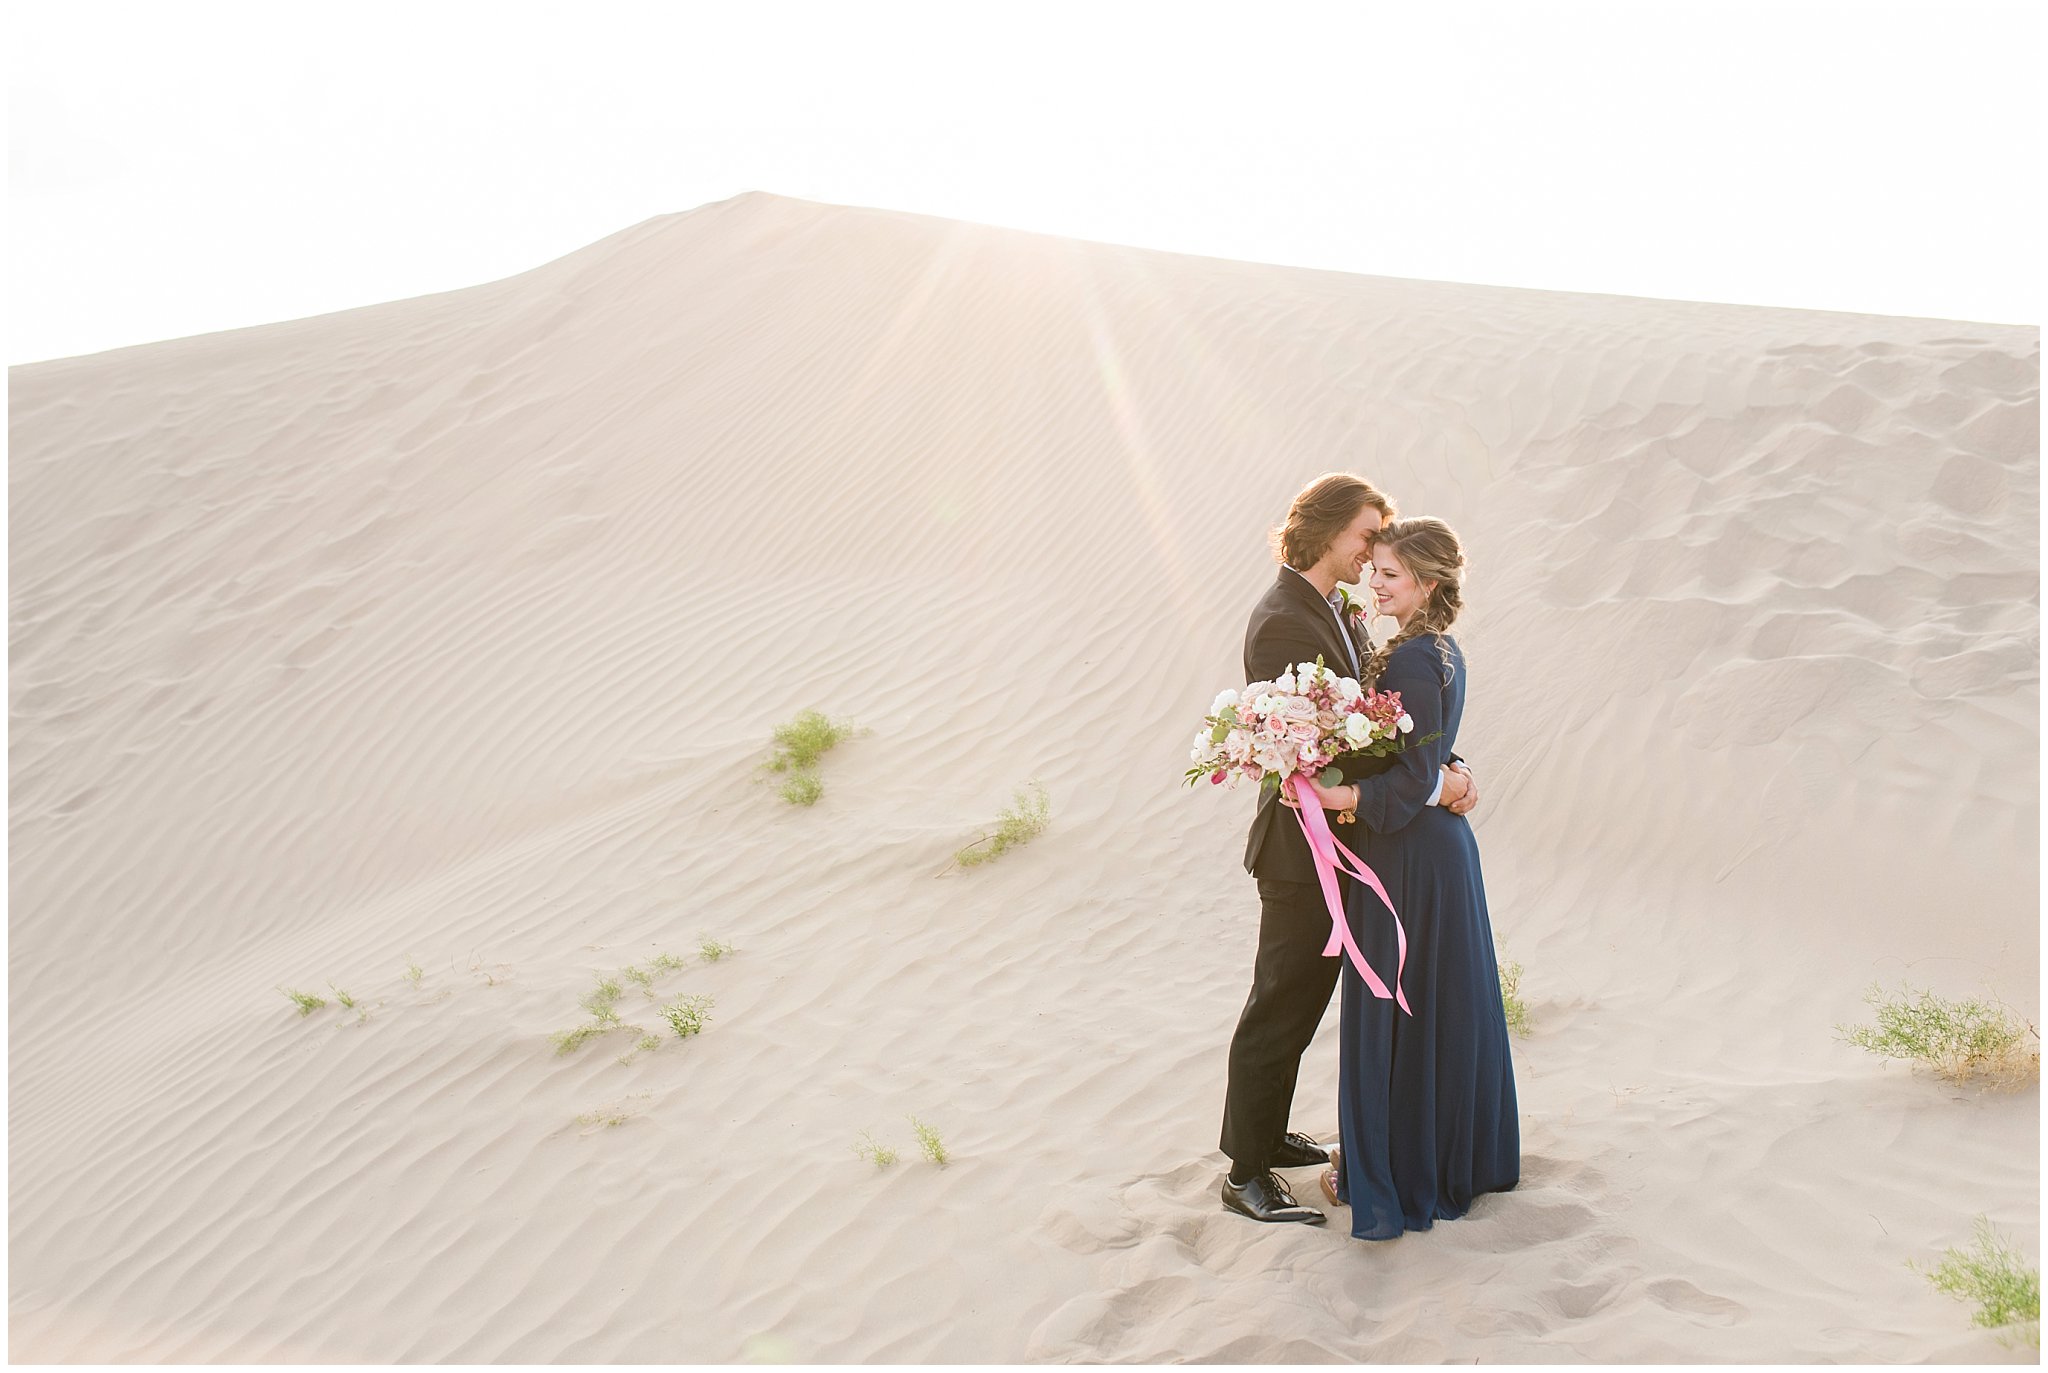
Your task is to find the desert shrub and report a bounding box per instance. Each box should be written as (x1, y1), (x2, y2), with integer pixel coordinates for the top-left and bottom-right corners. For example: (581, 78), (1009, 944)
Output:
(579, 976), (625, 1026)
(910, 1116), (948, 1166)
(614, 1032), (664, 1066)
(766, 710), (854, 773)
(550, 1023), (623, 1056)
(1913, 1216), (2039, 1346)
(1837, 983), (2036, 1084)
(778, 771), (824, 807)
(1499, 959), (1530, 1037)
(574, 1093), (650, 1130)
(853, 1130), (898, 1167)
(764, 711), (858, 806)
(955, 782), (1051, 868)
(661, 993), (714, 1039)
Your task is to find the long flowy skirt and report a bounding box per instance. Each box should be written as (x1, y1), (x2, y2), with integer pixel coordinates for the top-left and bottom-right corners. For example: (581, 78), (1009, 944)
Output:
(1334, 807), (1520, 1240)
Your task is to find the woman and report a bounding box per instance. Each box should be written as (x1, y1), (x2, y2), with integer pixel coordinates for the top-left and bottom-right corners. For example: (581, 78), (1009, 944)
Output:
(1286, 517), (1519, 1239)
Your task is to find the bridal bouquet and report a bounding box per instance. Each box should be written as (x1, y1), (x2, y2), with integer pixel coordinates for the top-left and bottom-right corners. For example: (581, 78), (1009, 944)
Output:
(1184, 657), (1425, 1013)
(1183, 657), (1417, 793)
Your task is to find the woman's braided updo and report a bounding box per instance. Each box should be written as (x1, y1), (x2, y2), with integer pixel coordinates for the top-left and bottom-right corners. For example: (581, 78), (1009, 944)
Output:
(1359, 517), (1466, 686)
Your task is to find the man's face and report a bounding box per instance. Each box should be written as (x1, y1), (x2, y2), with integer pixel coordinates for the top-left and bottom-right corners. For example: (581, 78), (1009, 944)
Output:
(1325, 505), (1384, 585)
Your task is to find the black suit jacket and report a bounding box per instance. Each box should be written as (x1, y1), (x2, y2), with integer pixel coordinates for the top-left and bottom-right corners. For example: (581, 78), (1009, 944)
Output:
(1240, 567), (1373, 882)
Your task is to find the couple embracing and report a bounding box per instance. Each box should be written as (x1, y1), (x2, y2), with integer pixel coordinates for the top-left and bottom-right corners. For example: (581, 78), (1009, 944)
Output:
(1216, 473), (1520, 1241)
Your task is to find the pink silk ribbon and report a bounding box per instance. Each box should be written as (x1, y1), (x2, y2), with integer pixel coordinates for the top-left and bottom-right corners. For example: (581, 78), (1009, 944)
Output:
(1284, 774), (1412, 1016)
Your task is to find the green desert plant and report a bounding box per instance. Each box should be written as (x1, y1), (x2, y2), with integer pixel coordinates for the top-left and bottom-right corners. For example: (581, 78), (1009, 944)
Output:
(766, 710), (855, 773)
(579, 976), (625, 1026)
(614, 1032), (664, 1066)
(549, 1022), (624, 1056)
(909, 1116), (948, 1166)
(660, 993), (715, 1039)
(853, 1130), (899, 1167)
(328, 983), (358, 1011)
(1837, 982), (2038, 1084)
(278, 986), (328, 1017)
(574, 1093), (651, 1131)
(955, 782), (1052, 868)
(1913, 1216), (2040, 1345)
(402, 957), (424, 988)
(763, 710), (858, 807)
(624, 953), (683, 1001)
(1499, 959), (1530, 1037)
(777, 770), (824, 807)
(700, 938), (736, 962)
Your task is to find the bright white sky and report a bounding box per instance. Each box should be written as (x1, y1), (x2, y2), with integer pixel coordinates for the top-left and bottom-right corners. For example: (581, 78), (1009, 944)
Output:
(7, 0), (2041, 364)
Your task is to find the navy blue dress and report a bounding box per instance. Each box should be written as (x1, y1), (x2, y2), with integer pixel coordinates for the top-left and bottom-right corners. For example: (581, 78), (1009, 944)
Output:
(1335, 634), (1519, 1240)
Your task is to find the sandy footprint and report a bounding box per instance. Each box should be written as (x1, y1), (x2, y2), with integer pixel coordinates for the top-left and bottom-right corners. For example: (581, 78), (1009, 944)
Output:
(1644, 1275), (1748, 1325)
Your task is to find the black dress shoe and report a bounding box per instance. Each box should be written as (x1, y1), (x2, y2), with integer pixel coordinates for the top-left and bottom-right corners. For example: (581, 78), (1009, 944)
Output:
(1269, 1131), (1337, 1170)
(1221, 1171), (1327, 1224)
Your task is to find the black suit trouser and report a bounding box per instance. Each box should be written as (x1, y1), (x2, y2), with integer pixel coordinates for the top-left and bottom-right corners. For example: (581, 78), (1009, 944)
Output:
(1218, 875), (1344, 1170)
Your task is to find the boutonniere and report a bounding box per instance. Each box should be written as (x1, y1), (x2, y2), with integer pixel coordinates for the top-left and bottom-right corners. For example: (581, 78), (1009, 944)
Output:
(1335, 586), (1373, 638)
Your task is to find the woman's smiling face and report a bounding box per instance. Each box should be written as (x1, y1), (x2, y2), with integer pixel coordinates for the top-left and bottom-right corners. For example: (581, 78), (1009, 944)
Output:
(1368, 544), (1434, 624)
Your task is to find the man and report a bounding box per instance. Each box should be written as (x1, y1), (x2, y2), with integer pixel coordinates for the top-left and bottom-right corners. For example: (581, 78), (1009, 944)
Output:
(1219, 472), (1478, 1224)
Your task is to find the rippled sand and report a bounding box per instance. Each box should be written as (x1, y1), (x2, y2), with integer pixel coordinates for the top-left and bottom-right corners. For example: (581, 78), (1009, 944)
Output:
(9, 192), (2038, 1361)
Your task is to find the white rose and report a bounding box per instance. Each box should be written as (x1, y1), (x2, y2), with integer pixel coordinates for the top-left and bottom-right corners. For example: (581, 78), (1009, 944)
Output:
(1273, 671), (1296, 695)
(1335, 677), (1363, 703)
(1211, 688), (1240, 716)
(1397, 713), (1414, 734)
(1343, 714), (1372, 744)
(1224, 728), (1251, 760)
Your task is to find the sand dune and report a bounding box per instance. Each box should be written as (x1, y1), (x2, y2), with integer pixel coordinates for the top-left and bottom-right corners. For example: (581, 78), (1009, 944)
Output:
(9, 192), (2038, 1361)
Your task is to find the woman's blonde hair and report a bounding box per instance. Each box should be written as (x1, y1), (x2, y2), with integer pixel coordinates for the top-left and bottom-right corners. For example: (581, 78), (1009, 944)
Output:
(1360, 517), (1466, 685)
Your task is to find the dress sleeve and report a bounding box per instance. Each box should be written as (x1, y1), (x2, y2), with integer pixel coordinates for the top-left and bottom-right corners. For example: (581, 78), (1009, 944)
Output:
(1352, 641), (1452, 833)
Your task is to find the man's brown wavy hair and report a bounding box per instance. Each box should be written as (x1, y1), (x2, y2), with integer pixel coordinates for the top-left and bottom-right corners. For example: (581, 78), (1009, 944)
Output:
(1269, 472), (1396, 570)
